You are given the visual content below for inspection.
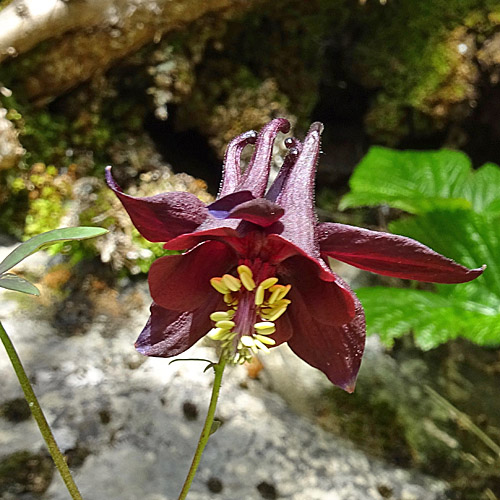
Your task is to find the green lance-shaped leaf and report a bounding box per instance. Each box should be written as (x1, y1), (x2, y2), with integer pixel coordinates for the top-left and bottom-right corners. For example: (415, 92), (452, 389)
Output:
(0, 227), (108, 276)
(209, 420), (222, 436)
(0, 274), (40, 295)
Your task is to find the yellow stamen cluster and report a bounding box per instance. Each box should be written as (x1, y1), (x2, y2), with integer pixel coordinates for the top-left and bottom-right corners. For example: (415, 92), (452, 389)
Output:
(208, 265), (291, 364)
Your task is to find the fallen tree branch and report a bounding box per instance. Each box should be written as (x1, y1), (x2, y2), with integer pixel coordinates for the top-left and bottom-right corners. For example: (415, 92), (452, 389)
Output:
(0, 0), (116, 62)
(0, 0), (253, 100)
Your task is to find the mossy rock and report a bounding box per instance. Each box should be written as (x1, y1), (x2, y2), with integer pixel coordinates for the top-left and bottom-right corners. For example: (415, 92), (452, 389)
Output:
(349, 0), (500, 144)
(319, 339), (500, 499)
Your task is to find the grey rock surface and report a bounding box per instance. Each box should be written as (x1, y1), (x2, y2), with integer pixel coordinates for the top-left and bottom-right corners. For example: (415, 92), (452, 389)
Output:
(0, 246), (450, 500)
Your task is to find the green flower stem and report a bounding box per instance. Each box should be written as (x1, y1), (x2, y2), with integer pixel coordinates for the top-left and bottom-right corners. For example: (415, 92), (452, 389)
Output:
(0, 320), (83, 500)
(177, 355), (227, 500)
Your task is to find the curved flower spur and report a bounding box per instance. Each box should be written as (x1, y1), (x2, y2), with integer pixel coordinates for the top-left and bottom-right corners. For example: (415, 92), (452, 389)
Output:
(106, 119), (484, 392)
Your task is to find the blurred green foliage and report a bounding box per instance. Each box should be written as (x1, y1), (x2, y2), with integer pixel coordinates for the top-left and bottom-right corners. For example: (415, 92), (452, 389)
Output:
(341, 147), (500, 349)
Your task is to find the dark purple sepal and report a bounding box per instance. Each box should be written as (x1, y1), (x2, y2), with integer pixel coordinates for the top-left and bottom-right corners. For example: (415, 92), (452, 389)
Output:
(106, 166), (208, 242)
(319, 223), (485, 283)
(136, 299), (223, 357)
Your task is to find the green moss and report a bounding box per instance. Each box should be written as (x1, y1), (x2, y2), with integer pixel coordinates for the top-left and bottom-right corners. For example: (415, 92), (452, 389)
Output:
(0, 62), (150, 242)
(130, 229), (176, 274)
(168, 0), (353, 145)
(0, 450), (54, 495)
(0, 0), (13, 10)
(0, 398), (31, 422)
(350, 0), (500, 143)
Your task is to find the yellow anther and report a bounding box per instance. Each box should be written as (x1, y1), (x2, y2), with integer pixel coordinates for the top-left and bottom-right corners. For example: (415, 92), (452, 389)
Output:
(222, 274), (241, 292)
(223, 293), (235, 304)
(237, 265), (253, 278)
(276, 284), (291, 301)
(265, 306), (287, 322)
(268, 286), (284, 304)
(254, 321), (275, 329)
(210, 311), (232, 322)
(210, 277), (229, 294)
(272, 298), (291, 309)
(240, 272), (256, 291)
(208, 328), (227, 340)
(256, 327), (275, 335)
(254, 334), (276, 345)
(240, 335), (255, 348)
(260, 277), (279, 289)
(255, 285), (265, 305)
(215, 320), (235, 330)
(254, 338), (270, 353)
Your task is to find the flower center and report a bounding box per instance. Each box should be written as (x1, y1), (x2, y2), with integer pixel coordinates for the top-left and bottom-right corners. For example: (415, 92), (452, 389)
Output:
(207, 264), (291, 364)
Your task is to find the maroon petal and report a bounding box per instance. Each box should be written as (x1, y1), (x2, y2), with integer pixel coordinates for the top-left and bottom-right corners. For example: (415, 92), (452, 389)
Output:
(219, 130), (257, 197)
(136, 298), (222, 357)
(287, 280), (366, 392)
(275, 122), (323, 258)
(279, 254), (356, 327)
(272, 312), (294, 346)
(239, 118), (290, 197)
(319, 223), (485, 283)
(149, 240), (236, 311)
(228, 198), (284, 227)
(106, 166), (208, 242)
(164, 226), (242, 252)
(208, 190), (255, 219)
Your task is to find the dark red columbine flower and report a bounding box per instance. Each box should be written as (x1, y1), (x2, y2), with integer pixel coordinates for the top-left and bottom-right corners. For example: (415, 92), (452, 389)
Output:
(106, 118), (484, 392)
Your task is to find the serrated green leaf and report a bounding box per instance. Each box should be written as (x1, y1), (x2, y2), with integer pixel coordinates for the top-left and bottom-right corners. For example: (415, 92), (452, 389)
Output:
(342, 147), (500, 349)
(460, 163), (500, 216)
(0, 274), (40, 296)
(340, 147), (500, 216)
(389, 210), (499, 297)
(357, 287), (500, 350)
(357, 209), (500, 349)
(0, 227), (108, 275)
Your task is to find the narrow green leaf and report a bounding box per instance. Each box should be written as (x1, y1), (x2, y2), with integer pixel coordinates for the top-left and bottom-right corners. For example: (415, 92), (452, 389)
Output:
(209, 420), (222, 436)
(0, 227), (108, 275)
(0, 274), (40, 296)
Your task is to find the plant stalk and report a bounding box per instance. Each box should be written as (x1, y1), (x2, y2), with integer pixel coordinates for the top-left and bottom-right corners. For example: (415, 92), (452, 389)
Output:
(177, 355), (227, 500)
(0, 320), (83, 500)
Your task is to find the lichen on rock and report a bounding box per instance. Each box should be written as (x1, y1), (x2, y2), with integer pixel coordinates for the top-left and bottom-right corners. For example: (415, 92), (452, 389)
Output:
(0, 105), (24, 170)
